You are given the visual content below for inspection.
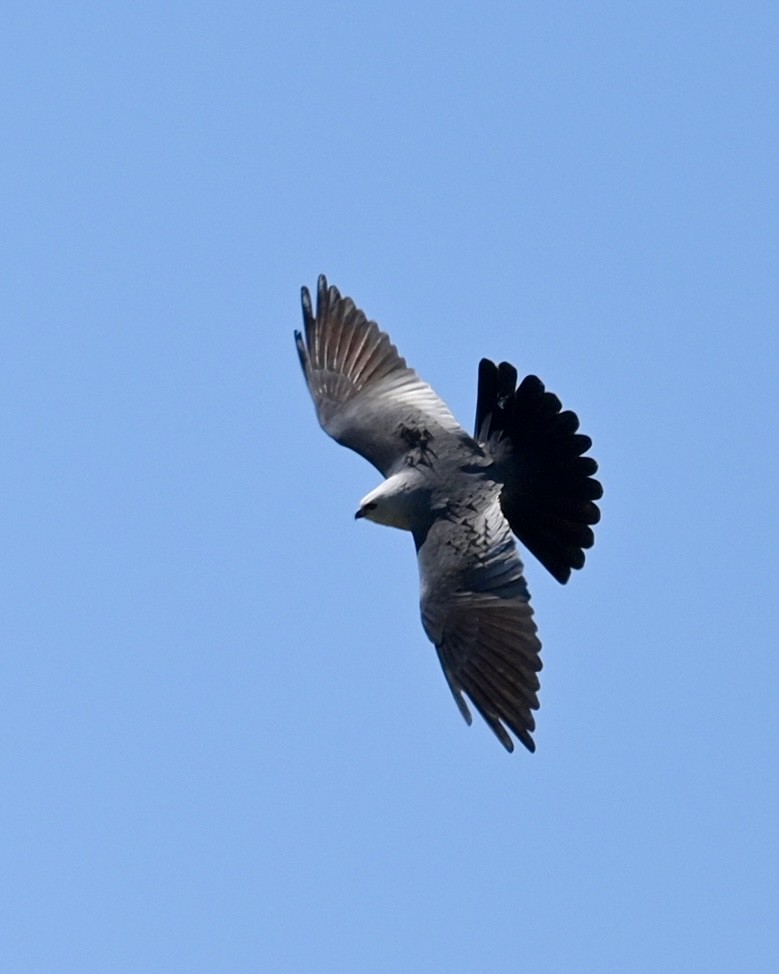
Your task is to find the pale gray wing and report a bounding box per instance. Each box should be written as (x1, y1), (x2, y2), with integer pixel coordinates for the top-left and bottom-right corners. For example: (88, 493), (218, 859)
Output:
(295, 275), (469, 476)
(416, 493), (542, 752)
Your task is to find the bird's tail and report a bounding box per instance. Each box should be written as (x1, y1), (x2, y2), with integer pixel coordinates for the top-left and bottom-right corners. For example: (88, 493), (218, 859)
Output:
(475, 359), (602, 584)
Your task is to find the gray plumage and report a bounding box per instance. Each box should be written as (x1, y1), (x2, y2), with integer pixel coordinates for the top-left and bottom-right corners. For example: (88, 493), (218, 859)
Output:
(295, 275), (601, 752)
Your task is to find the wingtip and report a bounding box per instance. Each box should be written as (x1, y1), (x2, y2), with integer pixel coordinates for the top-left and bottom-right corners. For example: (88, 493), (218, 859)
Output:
(301, 275), (336, 326)
(442, 667), (474, 727)
(301, 285), (313, 327)
(316, 273), (336, 320)
(500, 732), (516, 754)
(294, 329), (308, 376)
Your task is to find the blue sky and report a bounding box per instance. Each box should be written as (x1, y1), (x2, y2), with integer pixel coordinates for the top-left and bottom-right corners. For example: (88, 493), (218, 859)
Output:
(3, 2), (777, 971)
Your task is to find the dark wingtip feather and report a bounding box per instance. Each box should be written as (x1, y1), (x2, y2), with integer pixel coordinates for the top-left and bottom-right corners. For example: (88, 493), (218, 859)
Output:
(316, 273), (329, 308)
(298, 283), (318, 378)
(317, 273), (342, 321)
(294, 329), (307, 376)
(301, 285), (313, 325)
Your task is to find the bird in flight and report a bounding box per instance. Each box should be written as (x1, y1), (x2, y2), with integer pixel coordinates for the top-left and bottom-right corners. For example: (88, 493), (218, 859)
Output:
(295, 276), (601, 752)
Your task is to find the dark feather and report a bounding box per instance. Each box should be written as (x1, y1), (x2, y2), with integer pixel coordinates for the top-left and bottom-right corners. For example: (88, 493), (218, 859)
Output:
(475, 361), (602, 584)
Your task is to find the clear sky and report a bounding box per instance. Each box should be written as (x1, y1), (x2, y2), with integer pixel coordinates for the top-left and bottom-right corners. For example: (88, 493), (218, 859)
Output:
(3, 2), (777, 971)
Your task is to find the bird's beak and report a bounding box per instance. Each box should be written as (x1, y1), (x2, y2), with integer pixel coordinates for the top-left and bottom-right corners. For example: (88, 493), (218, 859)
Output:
(354, 508), (365, 519)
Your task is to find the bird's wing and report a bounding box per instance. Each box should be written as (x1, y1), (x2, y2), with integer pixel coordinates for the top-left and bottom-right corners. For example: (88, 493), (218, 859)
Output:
(416, 494), (542, 753)
(296, 275), (472, 476)
(475, 359), (602, 584)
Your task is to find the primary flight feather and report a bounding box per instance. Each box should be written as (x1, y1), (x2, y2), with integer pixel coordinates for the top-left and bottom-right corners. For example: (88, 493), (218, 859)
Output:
(295, 275), (601, 752)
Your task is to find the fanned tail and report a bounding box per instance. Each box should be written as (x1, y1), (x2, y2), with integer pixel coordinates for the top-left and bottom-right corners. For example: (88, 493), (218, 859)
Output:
(475, 359), (602, 584)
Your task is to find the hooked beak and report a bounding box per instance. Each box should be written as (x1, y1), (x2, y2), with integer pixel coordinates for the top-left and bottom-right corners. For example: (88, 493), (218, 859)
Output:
(354, 508), (365, 519)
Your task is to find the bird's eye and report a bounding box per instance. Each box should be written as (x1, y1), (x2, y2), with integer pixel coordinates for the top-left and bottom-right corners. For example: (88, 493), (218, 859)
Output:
(364, 501), (377, 511)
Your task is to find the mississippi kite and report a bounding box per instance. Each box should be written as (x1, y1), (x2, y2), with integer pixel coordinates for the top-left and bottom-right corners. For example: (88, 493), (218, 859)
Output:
(295, 276), (601, 752)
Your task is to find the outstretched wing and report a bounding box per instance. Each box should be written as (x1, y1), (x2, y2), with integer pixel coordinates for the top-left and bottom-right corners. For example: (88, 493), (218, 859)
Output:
(296, 275), (469, 476)
(475, 359), (602, 584)
(416, 495), (542, 753)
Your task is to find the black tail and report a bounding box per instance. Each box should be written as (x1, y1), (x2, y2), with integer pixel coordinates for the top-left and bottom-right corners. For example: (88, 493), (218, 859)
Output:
(475, 359), (602, 584)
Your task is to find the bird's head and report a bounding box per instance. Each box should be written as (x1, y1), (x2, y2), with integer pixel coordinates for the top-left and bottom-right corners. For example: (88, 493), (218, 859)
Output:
(355, 472), (426, 532)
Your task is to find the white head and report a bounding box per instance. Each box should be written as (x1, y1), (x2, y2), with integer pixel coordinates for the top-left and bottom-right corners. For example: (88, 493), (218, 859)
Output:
(355, 471), (426, 532)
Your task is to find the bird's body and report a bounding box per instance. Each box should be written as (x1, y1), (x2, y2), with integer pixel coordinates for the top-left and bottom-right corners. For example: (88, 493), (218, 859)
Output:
(295, 276), (601, 752)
